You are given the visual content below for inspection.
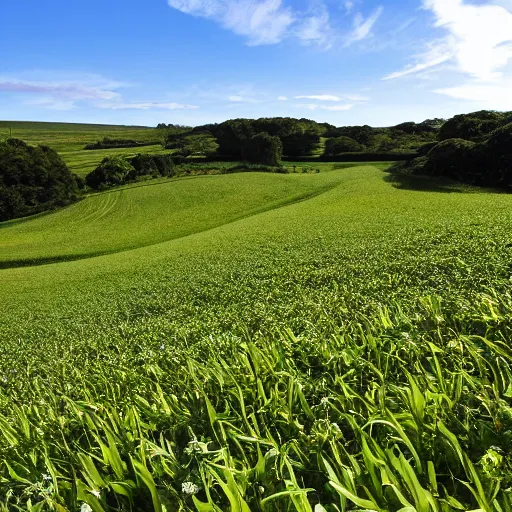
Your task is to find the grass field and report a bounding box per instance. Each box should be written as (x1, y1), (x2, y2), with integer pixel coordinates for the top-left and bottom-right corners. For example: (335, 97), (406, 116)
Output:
(2, 161), (512, 511)
(0, 121), (159, 152)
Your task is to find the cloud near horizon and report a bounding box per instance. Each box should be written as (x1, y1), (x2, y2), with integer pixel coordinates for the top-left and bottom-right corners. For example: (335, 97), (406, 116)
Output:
(296, 103), (353, 111)
(0, 78), (121, 101)
(99, 102), (199, 110)
(0, 76), (198, 111)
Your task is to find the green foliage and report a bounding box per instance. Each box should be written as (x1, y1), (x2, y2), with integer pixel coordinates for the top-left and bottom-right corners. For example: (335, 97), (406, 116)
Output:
(181, 134), (220, 157)
(0, 138), (78, 221)
(402, 115), (512, 188)
(242, 133), (283, 166)
(85, 156), (136, 190)
(324, 136), (364, 155)
(425, 138), (478, 179)
(439, 110), (512, 142)
(128, 154), (175, 179)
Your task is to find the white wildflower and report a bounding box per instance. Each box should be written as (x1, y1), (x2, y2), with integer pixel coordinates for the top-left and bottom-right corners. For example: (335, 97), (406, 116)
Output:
(160, 344), (165, 350)
(331, 422), (341, 433)
(258, 486), (265, 494)
(182, 481), (199, 495)
(81, 504), (93, 512)
(91, 489), (101, 498)
(320, 397), (329, 405)
(42, 473), (52, 481)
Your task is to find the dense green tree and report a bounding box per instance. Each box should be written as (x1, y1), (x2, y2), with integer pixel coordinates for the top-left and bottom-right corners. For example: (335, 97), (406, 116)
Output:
(85, 157), (135, 190)
(438, 111), (511, 142)
(0, 139), (79, 221)
(215, 119), (256, 157)
(180, 134), (219, 156)
(242, 133), (282, 166)
(324, 136), (364, 155)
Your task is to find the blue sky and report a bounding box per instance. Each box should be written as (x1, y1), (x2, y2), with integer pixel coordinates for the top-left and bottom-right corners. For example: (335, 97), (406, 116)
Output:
(1, 0), (512, 127)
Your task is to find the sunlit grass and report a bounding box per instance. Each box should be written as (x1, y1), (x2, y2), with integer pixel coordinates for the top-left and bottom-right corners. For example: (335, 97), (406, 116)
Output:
(2, 165), (512, 510)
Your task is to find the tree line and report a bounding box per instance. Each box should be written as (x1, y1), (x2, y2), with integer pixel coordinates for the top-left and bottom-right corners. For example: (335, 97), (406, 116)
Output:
(391, 111), (512, 188)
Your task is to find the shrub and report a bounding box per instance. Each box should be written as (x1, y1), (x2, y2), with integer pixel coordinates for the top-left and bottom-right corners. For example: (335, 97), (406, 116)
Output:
(0, 139), (79, 221)
(85, 157), (135, 190)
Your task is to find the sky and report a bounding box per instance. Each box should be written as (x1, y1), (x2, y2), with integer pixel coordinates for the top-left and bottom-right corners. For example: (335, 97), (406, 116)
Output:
(1, 0), (512, 127)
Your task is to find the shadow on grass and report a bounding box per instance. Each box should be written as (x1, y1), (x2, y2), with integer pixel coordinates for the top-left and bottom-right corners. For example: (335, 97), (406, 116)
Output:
(383, 171), (481, 194)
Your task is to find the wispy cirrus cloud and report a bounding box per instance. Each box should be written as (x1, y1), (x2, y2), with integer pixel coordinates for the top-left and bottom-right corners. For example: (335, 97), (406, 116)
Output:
(0, 73), (199, 112)
(384, 0), (512, 82)
(0, 78), (122, 101)
(296, 103), (353, 111)
(344, 6), (384, 46)
(228, 95), (258, 103)
(168, 0), (296, 45)
(295, 93), (369, 102)
(168, 0), (382, 48)
(434, 81), (512, 110)
(296, 94), (342, 101)
(294, 4), (333, 48)
(99, 102), (199, 110)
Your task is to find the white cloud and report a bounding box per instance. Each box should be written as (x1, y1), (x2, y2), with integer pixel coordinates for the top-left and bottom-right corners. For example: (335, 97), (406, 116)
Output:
(0, 78), (121, 101)
(345, 6), (384, 46)
(385, 0), (512, 82)
(99, 102), (199, 110)
(168, 0), (296, 45)
(296, 103), (353, 111)
(295, 6), (333, 48)
(295, 93), (369, 102)
(343, 93), (370, 101)
(277, 96), (288, 101)
(435, 81), (512, 110)
(344, 1), (354, 14)
(228, 95), (258, 102)
(382, 41), (453, 80)
(24, 97), (77, 111)
(296, 94), (342, 101)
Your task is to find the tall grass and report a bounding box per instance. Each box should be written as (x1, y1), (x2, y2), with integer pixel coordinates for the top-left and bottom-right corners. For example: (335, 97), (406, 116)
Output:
(1, 292), (512, 510)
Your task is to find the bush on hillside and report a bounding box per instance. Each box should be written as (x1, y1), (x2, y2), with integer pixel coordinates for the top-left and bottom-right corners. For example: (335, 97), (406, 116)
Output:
(128, 154), (174, 180)
(242, 133), (283, 166)
(417, 141), (438, 156)
(0, 138), (79, 221)
(438, 111), (510, 142)
(324, 136), (364, 156)
(424, 139), (479, 181)
(479, 122), (512, 186)
(85, 157), (135, 190)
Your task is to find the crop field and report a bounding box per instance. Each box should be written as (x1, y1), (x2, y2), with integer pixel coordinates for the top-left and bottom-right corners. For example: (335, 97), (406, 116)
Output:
(0, 121), (169, 179)
(2, 164), (512, 511)
(0, 121), (159, 152)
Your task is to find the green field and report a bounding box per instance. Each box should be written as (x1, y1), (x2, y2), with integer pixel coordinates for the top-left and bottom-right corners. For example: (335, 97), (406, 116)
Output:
(0, 121), (159, 152)
(2, 163), (512, 510)
(0, 121), (168, 178)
